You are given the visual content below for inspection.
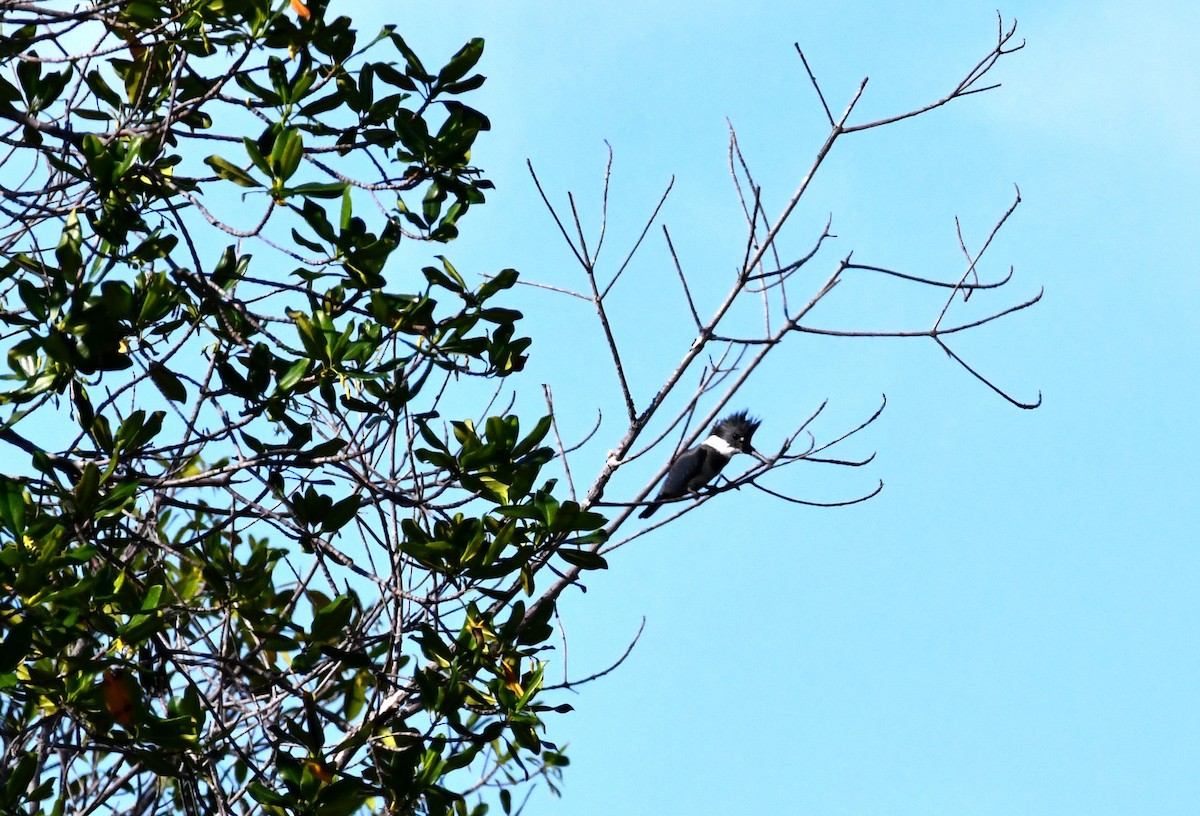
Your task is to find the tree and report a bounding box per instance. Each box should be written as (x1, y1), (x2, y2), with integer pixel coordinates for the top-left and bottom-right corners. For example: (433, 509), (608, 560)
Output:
(0, 3), (1034, 815)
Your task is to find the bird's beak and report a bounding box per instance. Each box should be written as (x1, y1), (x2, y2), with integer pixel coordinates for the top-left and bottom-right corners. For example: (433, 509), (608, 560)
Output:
(749, 447), (770, 464)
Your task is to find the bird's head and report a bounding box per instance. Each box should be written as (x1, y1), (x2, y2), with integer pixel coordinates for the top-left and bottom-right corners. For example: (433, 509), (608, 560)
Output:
(712, 410), (763, 457)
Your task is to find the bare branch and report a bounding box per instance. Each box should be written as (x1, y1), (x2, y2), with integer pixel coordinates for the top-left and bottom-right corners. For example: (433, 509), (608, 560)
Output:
(567, 191), (591, 267)
(527, 160), (589, 268)
(601, 175), (674, 300)
(933, 185), (1022, 331)
(752, 479), (884, 507)
(841, 15), (1024, 134)
(544, 384), (577, 501)
(842, 260), (1012, 291)
(662, 225), (703, 330)
(795, 43), (836, 127)
(935, 337), (1042, 409)
(543, 617), (646, 690)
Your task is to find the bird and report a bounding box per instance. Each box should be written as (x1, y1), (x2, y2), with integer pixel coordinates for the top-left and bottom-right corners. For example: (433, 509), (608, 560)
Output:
(638, 410), (766, 518)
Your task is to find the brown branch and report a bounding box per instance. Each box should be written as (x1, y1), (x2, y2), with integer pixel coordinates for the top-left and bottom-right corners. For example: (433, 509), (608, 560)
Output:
(841, 15), (1024, 134)
(662, 225), (702, 330)
(752, 478), (884, 507)
(795, 43), (836, 127)
(935, 337), (1042, 409)
(600, 175), (673, 301)
(543, 616), (646, 690)
(543, 384), (577, 502)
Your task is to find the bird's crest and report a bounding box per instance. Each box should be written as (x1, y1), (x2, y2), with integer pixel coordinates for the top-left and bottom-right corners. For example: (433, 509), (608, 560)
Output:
(712, 410), (760, 450)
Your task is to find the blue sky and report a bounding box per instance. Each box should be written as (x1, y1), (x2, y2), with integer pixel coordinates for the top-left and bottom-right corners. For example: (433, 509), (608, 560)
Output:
(350, 2), (1200, 813)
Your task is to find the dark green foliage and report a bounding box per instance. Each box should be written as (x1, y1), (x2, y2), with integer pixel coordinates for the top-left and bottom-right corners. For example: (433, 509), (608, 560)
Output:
(0, 3), (588, 814)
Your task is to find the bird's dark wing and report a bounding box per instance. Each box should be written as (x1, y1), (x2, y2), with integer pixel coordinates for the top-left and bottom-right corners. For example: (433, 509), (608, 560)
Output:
(657, 445), (704, 499)
(639, 444), (729, 519)
(683, 445), (726, 492)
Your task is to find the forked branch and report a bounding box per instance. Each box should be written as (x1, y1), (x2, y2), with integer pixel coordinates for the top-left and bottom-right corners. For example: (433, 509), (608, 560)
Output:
(519, 13), (1037, 631)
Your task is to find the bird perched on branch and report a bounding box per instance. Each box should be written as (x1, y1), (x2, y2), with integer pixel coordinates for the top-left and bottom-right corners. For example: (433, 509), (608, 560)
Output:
(638, 410), (766, 518)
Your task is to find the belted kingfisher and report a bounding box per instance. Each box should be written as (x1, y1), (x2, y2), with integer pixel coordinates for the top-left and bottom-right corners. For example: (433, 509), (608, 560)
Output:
(638, 410), (766, 518)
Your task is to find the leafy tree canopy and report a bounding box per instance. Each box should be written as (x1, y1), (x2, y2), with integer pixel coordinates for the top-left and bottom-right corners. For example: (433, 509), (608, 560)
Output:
(0, 2), (589, 814)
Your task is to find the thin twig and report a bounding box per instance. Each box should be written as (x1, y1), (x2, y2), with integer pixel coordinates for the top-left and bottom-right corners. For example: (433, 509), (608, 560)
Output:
(543, 384), (577, 501)
(795, 44), (835, 127)
(543, 617), (646, 690)
(601, 176), (674, 300)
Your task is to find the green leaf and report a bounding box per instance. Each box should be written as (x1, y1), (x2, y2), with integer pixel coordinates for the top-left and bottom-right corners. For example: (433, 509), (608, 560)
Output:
(15, 54), (41, 101)
(204, 155), (261, 187)
(116, 409), (164, 453)
(2, 751), (39, 805)
(321, 495), (361, 533)
(89, 415), (114, 454)
(96, 479), (139, 517)
(140, 584), (163, 611)
(234, 71), (282, 106)
(358, 63), (375, 109)
(271, 127), (304, 181)
(390, 33), (433, 83)
(247, 781), (288, 806)
(511, 416), (552, 459)
(277, 358), (310, 392)
(147, 363), (186, 402)
(36, 66), (72, 110)
(267, 56), (288, 102)
(311, 595), (354, 642)
(511, 722), (541, 753)
(0, 476), (28, 538)
(374, 62), (417, 91)
(242, 136), (271, 176)
(422, 180), (445, 224)
(299, 91), (344, 117)
(290, 181), (345, 198)
(55, 210), (82, 279)
(438, 38), (484, 85)
(300, 198), (337, 243)
(0, 618), (33, 672)
(291, 227), (326, 253)
(477, 268), (518, 300)
(422, 265), (460, 294)
(85, 69), (123, 108)
(556, 548), (608, 571)
(441, 74), (486, 95)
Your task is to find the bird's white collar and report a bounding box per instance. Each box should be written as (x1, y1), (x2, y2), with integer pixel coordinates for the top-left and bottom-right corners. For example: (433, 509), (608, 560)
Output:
(701, 434), (739, 457)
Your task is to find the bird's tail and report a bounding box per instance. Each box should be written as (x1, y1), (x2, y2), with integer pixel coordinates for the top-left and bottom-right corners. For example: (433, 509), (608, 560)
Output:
(637, 503), (659, 519)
